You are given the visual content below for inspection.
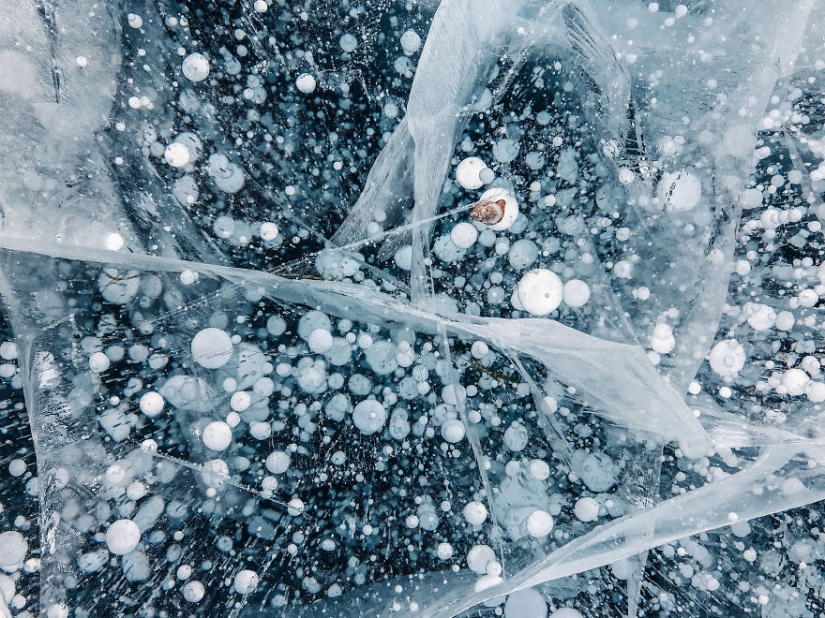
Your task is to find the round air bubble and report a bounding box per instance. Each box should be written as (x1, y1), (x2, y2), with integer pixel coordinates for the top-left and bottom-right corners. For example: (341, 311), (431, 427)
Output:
(297, 364), (326, 393)
(433, 235), (466, 263)
(576, 453), (616, 492)
(296, 73), (316, 94)
(526, 510), (554, 537)
(504, 588), (547, 618)
(574, 497), (600, 522)
(324, 338), (352, 366)
(230, 390), (251, 412)
(650, 323), (675, 355)
(708, 340), (745, 378)
(298, 311), (332, 340)
(437, 542), (453, 560)
(182, 580), (204, 602)
(266, 315), (287, 337)
(191, 328), (233, 369)
(394, 245), (412, 270)
(775, 311), (795, 331)
(106, 519), (140, 555)
(451, 222), (478, 249)
(550, 608), (583, 618)
(493, 138), (519, 163)
(173, 132), (203, 163)
(400, 29), (422, 56)
(233, 569), (259, 594)
(265, 451), (291, 474)
(463, 501), (488, 525)
(105, 233), (124, 251)
(207, 154), (245, 193)
(518, 269), (563, 316)
(657, 171), (701, 211)
(0, 342), (17, 360)
(529, 459), (550, 480)
(249, 421), (272, 440)
(89, 352), (110, 373)
(442, 384), (466, 406)
(805, 381), (825, 402)
(508, 239), (539, 270)
(471, 341), (489, 359)
(563, 279), (590, 308)
(47, 604), (69, 618)
(467, 544), (495, 574)
(182, 53), (210, 82)
(503, 422), (528, 451)
(308, 329), (333, 354)
(173, 175), (199, 205)
(98, 268), (141, 304)
(288, 498), (304, 516)
(743, 302), (775, 331)
(441, 419), (466, 443)
(201, 459), (229, 488)
(202, 421), (232, 451)
(164, 142), (190, 168)
(139, 392), (164, 417)
(0, 532), (27, 573)
(364, 341), (398, 375)
(798, 289), (819, 307)
(8, 459), (25, 477)
(339, 33), (358, 52)
(456, 157), (487, 190)
(260, 222), (279, 240)
(352, 400), (387, 434)
(781, 368), (809, 396)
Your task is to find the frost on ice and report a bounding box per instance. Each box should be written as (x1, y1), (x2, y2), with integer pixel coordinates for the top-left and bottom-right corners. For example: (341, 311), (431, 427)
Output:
(1, 0), (825, 617)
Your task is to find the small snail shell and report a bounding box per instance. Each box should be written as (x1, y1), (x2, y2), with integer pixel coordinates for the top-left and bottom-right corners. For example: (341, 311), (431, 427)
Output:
(470, 199), (506, 225)
(469, 188), (519, 231)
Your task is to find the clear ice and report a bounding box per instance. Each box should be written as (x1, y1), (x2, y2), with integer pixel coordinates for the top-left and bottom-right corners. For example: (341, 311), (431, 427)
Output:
(0, 0), (825, 616)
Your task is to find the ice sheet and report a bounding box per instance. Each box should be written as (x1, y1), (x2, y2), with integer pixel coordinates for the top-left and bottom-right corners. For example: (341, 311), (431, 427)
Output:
(1, 1), (825, 617)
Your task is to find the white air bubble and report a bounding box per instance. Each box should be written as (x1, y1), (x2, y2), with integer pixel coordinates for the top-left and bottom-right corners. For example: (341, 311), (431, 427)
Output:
(106, 519), (140, 555)
(260, 222), (279, 240)
(308, 328), (334, 354)
(352, 400), (387, 434)
(182, 53), (210, 82)
(265, 451), (291, 474)
(451, 222), (478, 249)
(441, 419), (466, 443)
(574, 497), (600, 522)
(191, 328), (233, 369)
(518, 269), (563, 316)
(456, 157), (487, 190)
(400, 29), (422, 56)
(563, 279), (590, 307)
(526, 509), (554, 537)
(708, 340), (745, 378)
(164, 142), (190, 167)
(233, 569), (259, 594)
(182, 580), (204, 602)
(296, 73), (317, 94)
(463, 501), (488, 525)
(202, 421), (232, 451)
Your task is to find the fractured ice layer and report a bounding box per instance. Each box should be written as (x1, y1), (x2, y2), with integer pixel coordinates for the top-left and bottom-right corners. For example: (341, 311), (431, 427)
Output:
(2, 0), (825, 617)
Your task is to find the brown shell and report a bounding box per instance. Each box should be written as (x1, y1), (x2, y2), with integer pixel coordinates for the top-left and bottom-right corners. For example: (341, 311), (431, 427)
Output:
(469, 199), (507, 226)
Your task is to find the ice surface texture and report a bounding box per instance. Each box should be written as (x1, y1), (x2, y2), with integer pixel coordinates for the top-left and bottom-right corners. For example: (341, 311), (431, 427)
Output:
(1, 0), (825, 617)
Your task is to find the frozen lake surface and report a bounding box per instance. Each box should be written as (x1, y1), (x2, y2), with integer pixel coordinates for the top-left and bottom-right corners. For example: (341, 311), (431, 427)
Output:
(1, 0), (825, 616)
